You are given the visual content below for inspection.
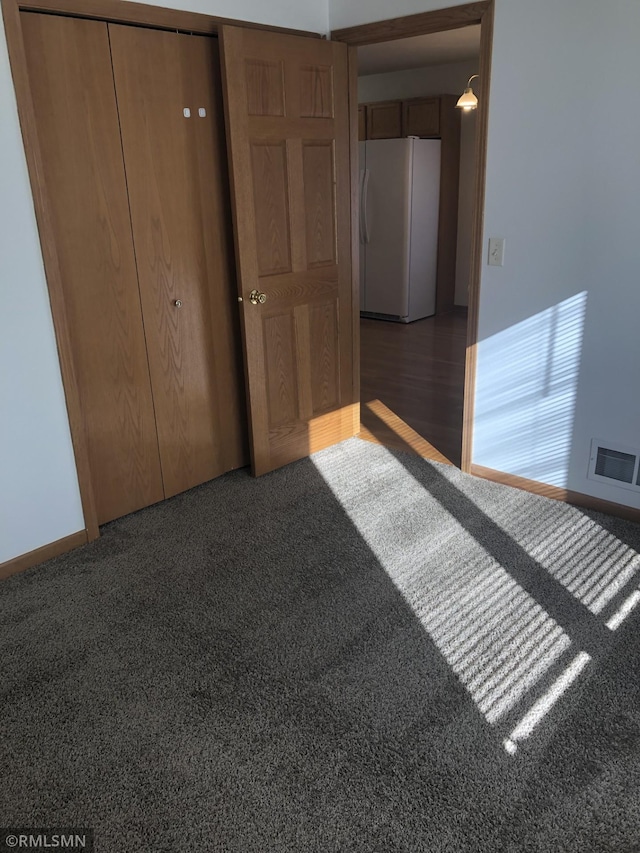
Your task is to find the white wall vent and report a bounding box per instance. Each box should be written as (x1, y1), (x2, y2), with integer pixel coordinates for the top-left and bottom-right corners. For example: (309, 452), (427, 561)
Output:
(588, 439), (640, 493)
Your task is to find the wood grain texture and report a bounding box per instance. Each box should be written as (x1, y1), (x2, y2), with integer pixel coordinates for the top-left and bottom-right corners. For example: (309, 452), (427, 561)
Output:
(188, 31), (249, 475)
(435, 94), (461, 314)
(302, 141), (336, 267)
(16, 0), (319, 37)
(331, 1), (490, 45)
(366, 101), (403, 139)
(360, 311), (467, 467)
(461, 0), (494, 473)
(22, 12), (164, 525)
(268, 404), (359, 471)
(309, 300), (339, 412)
(250, 142), (293, 274)
(263, 313), (298, 426)
(470, 465), (640, 524)
(245, 60), (285, 116)
(0, 530), (88, 581)
(221, 26), (356, 476)
(293, 305), (314, 421)
(1, 0), (99, 540)
(403, 97), (440, 137)
(110, 25), (247, 499)
(299, 65), (334, 118)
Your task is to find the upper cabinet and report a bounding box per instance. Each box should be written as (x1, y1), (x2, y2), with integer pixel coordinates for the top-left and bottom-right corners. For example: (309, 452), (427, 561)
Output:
(403, 97), (440, 138)
(365, 100), (403, 139)
(359, 96), (446, 140)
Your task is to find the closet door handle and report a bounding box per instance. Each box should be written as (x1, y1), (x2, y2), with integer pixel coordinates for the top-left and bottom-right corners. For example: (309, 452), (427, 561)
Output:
(174, 299), (183, 308)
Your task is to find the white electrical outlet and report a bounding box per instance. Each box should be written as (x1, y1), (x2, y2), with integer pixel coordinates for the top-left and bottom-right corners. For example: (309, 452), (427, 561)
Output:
(488, 237), (505, 266)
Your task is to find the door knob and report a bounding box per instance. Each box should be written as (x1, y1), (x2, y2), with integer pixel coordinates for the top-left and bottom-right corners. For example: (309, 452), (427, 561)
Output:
(174, 299), (183, 308)
(249, 289), (267, 305)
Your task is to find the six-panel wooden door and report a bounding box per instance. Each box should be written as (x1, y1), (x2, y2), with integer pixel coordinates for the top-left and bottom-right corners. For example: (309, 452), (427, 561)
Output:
(220, 26), (357, 476)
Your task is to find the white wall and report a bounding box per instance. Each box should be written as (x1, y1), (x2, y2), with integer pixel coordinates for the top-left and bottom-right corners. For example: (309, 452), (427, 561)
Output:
(332, 0), (456, 31)
(0, 0), (330, 565)
(474, 0), (640, 507)
(0, 13), (85, 564)
(358, 60), (477, 306)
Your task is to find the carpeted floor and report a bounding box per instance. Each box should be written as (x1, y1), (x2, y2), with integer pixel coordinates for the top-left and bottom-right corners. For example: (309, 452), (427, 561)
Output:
(2, 438), (640, 852)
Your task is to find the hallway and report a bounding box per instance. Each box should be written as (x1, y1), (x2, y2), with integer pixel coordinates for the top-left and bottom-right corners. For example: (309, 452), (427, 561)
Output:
(360, 309), (468, 466)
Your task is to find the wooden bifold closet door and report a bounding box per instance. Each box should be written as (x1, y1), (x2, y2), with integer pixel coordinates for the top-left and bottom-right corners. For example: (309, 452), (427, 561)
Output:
(21, 13), (164, 524)
(21, 13), (247, 524)
(109, 24), (246, 500)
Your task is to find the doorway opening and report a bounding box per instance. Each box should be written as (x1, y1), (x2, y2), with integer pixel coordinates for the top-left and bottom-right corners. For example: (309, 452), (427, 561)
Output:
(332, 3), (494, 472)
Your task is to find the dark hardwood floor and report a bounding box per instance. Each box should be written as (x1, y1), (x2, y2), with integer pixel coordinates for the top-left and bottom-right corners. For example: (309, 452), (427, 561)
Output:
(359, 308), (468, 467)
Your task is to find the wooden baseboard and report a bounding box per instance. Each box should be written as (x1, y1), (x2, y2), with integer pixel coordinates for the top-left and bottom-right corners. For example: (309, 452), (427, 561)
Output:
(470, 464), (640, 523)
(0, 530), (88, 581)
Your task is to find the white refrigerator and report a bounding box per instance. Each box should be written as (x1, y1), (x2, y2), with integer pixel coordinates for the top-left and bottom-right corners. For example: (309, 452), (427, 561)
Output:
(359, 137), (441, 322)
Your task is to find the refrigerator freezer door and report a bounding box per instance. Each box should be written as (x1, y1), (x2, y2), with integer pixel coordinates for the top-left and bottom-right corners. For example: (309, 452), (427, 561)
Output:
(363, 138), (412, 318)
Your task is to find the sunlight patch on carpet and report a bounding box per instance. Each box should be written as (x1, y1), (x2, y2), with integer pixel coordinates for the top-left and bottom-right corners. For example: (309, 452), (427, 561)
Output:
(312, 444), (572, 728)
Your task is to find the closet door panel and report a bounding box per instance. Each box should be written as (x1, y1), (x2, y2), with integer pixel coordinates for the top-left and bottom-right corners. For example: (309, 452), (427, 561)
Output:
(21, 13), (164, 525)
(109, 25), (247, 499)
(188, 37), (248, 475)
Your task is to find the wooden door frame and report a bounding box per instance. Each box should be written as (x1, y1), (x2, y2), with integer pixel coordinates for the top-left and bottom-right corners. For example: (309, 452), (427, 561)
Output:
(332, 0), (495, 474)
(0, 0), (321, 548)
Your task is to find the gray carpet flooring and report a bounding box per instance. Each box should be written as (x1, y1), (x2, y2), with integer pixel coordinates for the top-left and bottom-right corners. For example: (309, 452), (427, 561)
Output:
(2, 438), (640, 852)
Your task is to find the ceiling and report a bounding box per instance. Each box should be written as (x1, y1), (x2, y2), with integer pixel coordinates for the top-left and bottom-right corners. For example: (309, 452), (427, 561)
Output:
(357, 25), (481, 77)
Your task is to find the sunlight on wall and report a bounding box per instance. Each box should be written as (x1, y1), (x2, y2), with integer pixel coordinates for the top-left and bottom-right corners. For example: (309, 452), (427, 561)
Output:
(474, 292), (588, 487)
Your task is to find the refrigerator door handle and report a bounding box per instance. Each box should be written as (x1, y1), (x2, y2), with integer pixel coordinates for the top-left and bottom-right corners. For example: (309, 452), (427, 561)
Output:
(358, 169), (365, 244)
(362, 168), (371, 244)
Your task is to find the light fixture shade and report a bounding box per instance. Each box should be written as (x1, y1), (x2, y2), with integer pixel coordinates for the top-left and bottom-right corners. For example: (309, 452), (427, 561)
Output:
(456, 87), (478, 111)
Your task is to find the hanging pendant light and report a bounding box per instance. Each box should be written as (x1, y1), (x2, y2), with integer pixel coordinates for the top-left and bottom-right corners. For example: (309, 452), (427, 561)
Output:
(456, 74), (479, 111)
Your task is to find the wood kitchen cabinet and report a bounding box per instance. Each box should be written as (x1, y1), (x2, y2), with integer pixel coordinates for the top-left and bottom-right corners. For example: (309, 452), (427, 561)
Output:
(366, 100), (403, 139)
(403, 97), (440, 137)
(359, 96), (444, 140)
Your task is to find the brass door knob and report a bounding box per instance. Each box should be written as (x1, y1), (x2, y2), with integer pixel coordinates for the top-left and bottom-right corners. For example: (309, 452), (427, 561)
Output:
(249, 289), (267, 305)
